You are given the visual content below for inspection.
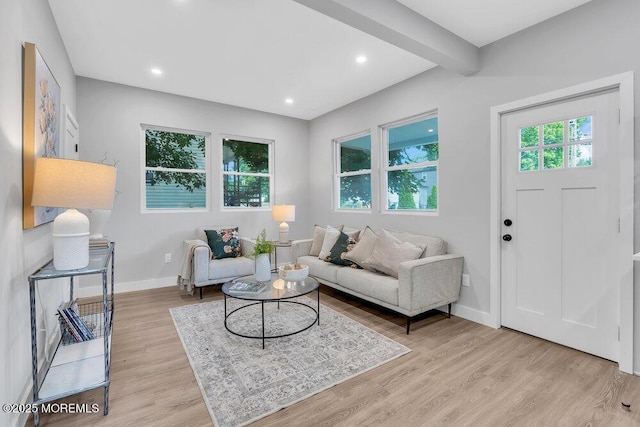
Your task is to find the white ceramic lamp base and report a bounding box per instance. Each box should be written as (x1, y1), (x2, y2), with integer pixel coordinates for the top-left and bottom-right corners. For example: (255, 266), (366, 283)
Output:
(52, 208), (90, 270)
(278, 221), (290, 243)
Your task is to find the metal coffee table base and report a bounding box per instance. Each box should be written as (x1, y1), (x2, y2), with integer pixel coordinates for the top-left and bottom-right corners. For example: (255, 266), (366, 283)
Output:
(223, 289), (320, 349)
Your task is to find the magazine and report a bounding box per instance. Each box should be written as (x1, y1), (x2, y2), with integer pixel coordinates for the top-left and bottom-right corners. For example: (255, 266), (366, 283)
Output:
(228, 281), (266, 294)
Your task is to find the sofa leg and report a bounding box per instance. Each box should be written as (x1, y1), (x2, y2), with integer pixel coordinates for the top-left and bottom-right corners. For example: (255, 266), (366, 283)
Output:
(199, 287), (203, 300)
(406, 317), (411, 335)
(448, 303), (451, 318)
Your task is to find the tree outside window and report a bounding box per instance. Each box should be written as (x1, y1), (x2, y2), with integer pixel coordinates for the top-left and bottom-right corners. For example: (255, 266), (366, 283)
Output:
(336, 134), (371, 210)
(222, 138), (272, 208)
(384, 114), (439, 211)
(143, 127), (208, 210)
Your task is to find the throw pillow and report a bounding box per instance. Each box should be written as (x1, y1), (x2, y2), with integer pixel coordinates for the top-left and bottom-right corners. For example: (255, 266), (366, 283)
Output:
(361, 229), (426, 278)
(318, 225), (342, 260)
(324, 232), (359, 267)
(205, 228), (242, 260)
(343, 226), (378, 267)
(310, 224), (343, 257)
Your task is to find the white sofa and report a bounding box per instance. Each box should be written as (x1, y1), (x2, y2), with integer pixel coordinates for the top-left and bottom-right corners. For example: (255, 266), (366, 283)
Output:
(189, 226), (256, 299)
(291, 227), (464, 333)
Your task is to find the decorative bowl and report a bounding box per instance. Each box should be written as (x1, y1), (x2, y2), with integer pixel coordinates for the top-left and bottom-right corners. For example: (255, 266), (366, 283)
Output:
(278, 264), (309, 282)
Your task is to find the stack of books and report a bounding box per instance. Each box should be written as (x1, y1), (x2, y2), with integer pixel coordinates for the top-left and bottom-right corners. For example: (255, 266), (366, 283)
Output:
(57, 301), (95, 342)
(228, 281), (266, 294)
(89, 236), (110, 248)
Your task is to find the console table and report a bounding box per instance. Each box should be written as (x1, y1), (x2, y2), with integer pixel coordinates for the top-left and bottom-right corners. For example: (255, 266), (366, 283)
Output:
(28, 243), (115, 426)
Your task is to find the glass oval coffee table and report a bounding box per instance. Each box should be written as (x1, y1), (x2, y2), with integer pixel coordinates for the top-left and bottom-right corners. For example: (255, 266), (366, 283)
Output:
(221, 273), (320, 349)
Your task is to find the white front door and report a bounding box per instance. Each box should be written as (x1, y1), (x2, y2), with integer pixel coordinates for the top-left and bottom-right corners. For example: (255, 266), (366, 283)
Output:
(500, 89), (620, 362)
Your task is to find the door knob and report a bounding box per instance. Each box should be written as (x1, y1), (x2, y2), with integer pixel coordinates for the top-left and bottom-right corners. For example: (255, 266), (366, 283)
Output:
(504, 219), (513, 226)
(502, 234), (512, 241)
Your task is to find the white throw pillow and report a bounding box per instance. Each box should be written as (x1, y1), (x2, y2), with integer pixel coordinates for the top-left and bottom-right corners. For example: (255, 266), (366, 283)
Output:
(361, 229), (425, 278)
(309, 224), (343, 257)
(318, 225), (342, 260)
(344, 226), (377, 267)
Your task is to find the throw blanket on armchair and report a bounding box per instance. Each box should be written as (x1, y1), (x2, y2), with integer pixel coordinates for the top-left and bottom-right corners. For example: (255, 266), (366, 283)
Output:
(178, 239), (210, 295)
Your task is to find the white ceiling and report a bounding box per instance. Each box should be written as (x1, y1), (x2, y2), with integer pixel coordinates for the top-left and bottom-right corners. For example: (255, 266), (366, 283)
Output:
(48, 0), (592, 120)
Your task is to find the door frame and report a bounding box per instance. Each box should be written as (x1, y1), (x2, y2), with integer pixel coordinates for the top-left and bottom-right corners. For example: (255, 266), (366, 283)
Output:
(489, 72), (634, 373)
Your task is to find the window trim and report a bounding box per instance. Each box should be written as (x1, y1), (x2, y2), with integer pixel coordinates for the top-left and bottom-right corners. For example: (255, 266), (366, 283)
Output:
(220, 134), (274, 211)
(140, 124), (211, 214)
(333, 130), (373, 212)
(380, 110), (439, 215)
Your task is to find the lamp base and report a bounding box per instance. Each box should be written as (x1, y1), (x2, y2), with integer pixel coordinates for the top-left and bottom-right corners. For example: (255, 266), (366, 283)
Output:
(278, 221), (290, 243)
(52, 208), (90, 270)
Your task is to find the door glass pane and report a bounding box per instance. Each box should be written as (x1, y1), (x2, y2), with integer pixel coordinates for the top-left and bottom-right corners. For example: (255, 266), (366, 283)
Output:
(387, 166), (437, 210)
(339, 174), (371, 209)
(341, 135), (371, 173)
(568, 143), (592, 168)
(520, 150), (539, 171)
(543, 147), (564, 169)
(569, 116), (592, 142)
(520, 126), (538, 148)
(543, 121), (564, 145)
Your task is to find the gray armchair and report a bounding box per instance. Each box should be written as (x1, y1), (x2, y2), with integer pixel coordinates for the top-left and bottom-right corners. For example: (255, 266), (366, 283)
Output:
(181, 226), (256, 299)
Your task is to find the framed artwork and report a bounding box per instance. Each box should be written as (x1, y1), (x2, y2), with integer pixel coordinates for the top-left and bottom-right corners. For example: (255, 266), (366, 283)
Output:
(23, 42), (61, 229)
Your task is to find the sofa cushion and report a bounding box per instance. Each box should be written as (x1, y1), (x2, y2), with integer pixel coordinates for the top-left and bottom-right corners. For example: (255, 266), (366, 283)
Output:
(205, 228), (243, 260)
(361, 229), (425, 278)
(336, 267), (398, 306)
(298, 255), (343, 284)
(324, 232), (358, 267)
(343, 226), (377, 267)
(309, 224), (343, 257)
(387, 230), (447, 258)
(207, 256), (254, 281)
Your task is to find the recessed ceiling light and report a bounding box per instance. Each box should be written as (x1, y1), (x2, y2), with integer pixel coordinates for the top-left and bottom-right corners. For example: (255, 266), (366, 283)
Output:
(356, 55), (367, 64)
(285, 98), (294, 105)
(150, 68), (163, 76)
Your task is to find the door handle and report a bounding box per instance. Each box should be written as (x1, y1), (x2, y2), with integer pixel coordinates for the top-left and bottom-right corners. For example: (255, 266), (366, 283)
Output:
(504, 219), (513, 226)
(502, 234), (512, 241)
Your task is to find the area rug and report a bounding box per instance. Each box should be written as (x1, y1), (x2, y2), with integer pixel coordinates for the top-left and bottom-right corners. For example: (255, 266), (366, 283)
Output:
(169, 298), (411, 427)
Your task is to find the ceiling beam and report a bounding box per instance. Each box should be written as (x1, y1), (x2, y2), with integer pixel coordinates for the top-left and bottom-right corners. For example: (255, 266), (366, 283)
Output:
(294, 0), (480, 76)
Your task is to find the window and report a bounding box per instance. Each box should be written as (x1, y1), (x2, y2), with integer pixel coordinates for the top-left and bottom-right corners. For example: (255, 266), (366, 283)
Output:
(142, 125), (209, 211)
(519, 116), (593, 171)
(222, 137), (273, 208)
(382, 113), (439, 212)
(335, 133), (371, 210)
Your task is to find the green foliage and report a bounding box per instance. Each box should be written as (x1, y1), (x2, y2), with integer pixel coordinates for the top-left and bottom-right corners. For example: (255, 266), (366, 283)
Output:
(247, 229), (275, 258)
(427, 185), (438, 210)
(520, 126), (538, 147)
(223, 140), (268, 173)
(543, 147), (563, 169)
(543, 121), (563, 145)
(145, 130), (206, 192)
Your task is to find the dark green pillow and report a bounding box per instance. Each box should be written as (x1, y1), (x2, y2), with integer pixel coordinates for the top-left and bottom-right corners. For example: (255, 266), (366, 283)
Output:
(205, 228), (242, 260)
(323, 232), (359, 267)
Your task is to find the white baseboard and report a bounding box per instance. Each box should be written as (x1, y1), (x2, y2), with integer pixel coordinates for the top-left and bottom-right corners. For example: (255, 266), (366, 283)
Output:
(76, 276), (177, 298)
(437, 303), (495, 329)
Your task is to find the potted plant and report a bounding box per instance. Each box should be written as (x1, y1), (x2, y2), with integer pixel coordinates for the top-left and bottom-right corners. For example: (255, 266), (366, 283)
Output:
(248, 229), (275, 282)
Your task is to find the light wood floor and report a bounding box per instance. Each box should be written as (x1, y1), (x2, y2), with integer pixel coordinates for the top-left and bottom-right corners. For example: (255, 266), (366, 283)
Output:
(36, 285), (640, 427)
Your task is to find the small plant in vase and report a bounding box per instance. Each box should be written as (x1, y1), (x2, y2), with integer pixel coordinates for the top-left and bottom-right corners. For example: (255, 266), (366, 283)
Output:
(248, 229), (275, 282)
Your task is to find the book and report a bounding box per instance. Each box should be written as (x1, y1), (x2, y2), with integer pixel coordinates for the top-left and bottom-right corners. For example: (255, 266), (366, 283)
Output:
(58, 307), (82, 342)
(89, 236), (110, 248)
(57, 301), (95, 342)
(228, 281), (266, 294)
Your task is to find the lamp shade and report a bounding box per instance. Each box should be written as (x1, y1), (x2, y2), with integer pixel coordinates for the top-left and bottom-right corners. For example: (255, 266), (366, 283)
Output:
(31, 158), (117, 270)
(272, 204), (295, 222)
(32, 158), (117, 210)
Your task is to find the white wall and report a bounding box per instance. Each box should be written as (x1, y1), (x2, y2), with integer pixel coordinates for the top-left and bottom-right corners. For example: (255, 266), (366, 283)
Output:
(308, 0), (640, 366)
(0, 0), (77, 425)
(75, 78), (310, 294)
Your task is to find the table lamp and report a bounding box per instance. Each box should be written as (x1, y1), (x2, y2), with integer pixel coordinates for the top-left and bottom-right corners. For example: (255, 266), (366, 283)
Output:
(31, 158), (117, 270)
(272, 204), (295, 243)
